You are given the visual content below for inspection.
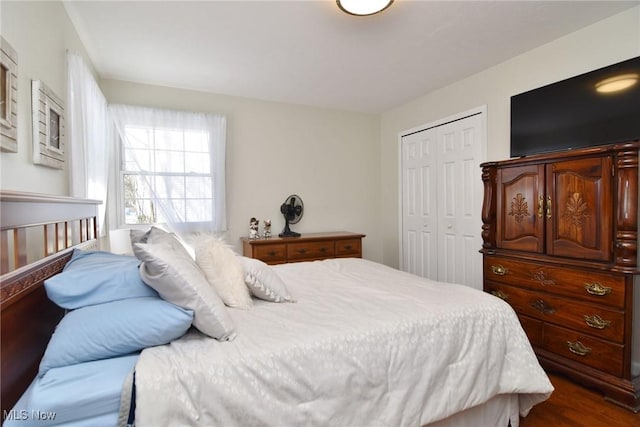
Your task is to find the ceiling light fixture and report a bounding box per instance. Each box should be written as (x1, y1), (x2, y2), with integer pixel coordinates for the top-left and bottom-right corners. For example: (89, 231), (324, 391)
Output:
(594, 73), (639, 94)
(337, 0), (394, 16)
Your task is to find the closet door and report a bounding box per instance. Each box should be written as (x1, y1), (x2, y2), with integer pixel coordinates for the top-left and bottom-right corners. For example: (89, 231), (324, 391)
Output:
(401, 129), (438, 278)
(435, 115), (484, 289)
(401, 112), (484, 290)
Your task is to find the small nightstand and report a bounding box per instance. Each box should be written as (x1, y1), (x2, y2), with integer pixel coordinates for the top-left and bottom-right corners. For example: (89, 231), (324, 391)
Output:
(241, 231), (365, 265)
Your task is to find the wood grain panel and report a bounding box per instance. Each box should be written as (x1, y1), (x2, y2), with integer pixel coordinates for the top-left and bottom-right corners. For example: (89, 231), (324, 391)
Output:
(517, 314), (543, 347)
(496, 164), (544, 252)
(1, 251), (69, 414)
(242, 232), (364, 265)
(335, 238), (361, 257)
(483, 256), (626, 308)
(288, 241), (335, 261)
(486, 282), (624, 343)
(520, 373), (640, 425)
(542, 323), (624, 377)
(253, 244), (287, 264)
(546, 156), (612, 261)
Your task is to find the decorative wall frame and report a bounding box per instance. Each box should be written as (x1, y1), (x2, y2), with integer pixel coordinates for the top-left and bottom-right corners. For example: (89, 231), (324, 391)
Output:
(1, 37), (18, 153)
(32, 80), (65, 169)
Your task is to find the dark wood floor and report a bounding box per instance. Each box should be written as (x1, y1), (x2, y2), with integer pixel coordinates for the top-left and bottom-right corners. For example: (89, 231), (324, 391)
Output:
(519, 372), (639, 427)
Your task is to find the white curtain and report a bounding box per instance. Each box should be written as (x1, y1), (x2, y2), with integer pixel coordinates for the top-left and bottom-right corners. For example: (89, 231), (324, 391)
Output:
(110, 104), (227, 235)
(67, 53), (110, 236)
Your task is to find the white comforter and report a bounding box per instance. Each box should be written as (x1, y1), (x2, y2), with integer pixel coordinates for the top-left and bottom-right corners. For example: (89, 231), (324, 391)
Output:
(133, 258), (552, 426)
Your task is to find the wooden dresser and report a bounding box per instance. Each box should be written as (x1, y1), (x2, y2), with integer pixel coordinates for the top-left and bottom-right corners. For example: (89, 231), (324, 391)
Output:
(480, 141), (640, 412)
(242, 232), (365, 265)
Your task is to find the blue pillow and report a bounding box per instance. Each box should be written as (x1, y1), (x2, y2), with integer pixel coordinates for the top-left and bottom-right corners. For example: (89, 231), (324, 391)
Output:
(45, 249), (158, 309)
(7, 354), (139, 427)
(38, 297), (193, 376)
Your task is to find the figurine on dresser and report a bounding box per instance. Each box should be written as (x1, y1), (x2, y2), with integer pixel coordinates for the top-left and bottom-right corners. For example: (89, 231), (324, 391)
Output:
(249, 217), (259, 239)
(263, 219), (272, 239)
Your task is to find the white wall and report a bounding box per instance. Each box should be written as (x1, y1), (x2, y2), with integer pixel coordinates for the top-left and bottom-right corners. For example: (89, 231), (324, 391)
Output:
(100, 80), (382, 260)
(0, 1), (382, 261)
(0, 1), (95, 195)
(379, 6), (640, 268)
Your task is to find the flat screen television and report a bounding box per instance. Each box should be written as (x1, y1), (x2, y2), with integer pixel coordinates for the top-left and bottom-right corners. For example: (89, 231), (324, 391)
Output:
(510, 56), (640, 158)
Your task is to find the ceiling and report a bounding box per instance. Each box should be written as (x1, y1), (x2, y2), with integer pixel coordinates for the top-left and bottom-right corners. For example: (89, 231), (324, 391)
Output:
(63, 1), (638, 113)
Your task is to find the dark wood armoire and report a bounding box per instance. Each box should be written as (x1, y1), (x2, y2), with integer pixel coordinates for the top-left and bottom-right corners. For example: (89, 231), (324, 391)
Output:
(480, 141), (640, 412)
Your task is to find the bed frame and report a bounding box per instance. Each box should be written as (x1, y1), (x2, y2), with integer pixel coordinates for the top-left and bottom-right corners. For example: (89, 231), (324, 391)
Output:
(0, 191), (101, 413)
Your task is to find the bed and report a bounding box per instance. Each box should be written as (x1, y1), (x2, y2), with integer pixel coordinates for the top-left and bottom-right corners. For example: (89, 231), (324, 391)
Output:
(0, 191), (553, 427)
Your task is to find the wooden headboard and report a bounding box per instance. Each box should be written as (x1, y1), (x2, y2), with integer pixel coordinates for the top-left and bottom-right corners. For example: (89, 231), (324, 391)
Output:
(0, 191), (101, 413)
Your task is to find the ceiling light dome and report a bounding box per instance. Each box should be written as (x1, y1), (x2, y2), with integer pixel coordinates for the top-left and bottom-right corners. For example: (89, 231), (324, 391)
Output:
(337, 0), (394, 16)
(594, 73), (639, 94)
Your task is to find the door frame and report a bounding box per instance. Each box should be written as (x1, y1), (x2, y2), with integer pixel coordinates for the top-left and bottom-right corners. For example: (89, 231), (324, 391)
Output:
(397, 105), (488, 273)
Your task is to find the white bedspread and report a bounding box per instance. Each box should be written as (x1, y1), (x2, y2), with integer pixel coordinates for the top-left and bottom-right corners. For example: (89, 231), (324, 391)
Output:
(133, 258), (552, 426)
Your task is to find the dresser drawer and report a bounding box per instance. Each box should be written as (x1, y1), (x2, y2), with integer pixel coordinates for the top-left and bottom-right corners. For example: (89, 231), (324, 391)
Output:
(542, 323), (624, 377)
(518, 314), (543, 347)
(484, 256), (626, 308)
(243, 232), (364, 264)
(253, 244), (287, 263)
(485, 282), (625, 343)
(335, 238), (362, 257)
(287, 241), (335, 261)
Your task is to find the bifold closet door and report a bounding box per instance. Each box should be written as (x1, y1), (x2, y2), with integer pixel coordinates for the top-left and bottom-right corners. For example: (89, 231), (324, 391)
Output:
(401, 128), (438, 279)
(401, 113), (483, 290)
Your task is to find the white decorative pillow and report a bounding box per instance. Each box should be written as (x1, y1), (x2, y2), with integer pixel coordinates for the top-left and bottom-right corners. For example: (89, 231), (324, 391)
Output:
(134, 239), (236, 341)
(195, 238), (253, 310)
(129, 227), (152, 246)
(131, 226), (196, 259)
(239, 256), (294, 303)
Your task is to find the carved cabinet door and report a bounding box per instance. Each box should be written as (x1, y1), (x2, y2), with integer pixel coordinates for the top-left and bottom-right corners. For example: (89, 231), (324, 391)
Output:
(545, 156), (612, 261)
(496, 164), (545, 252)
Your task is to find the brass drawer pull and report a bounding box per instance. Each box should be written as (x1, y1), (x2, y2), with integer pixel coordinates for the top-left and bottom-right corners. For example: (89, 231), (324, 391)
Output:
(546, 195), (552, 219)
(531, 299), (555, 315)
(538, 195), (544, 218)
(584, 314), (611, 330)
(297, 248), (307, 254)
(267, 251), (277, 257)
(584, 282), (612, 296)
(491, 290), (508, 301)
(491, 264), (508, 276)
(567, 340), (591, 356)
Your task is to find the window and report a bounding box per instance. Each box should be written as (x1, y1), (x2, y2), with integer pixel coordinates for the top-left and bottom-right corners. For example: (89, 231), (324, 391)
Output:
(111, 105), (227, 232)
